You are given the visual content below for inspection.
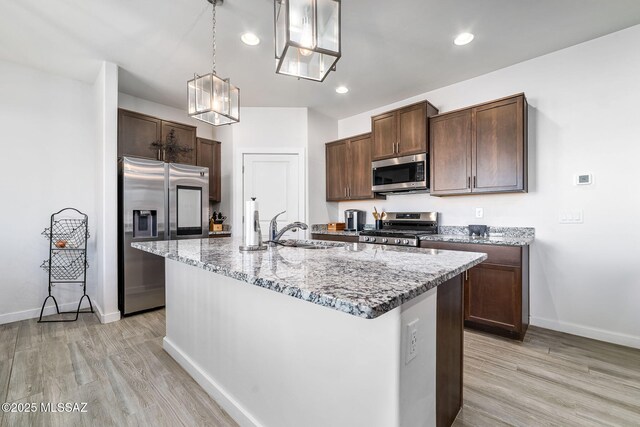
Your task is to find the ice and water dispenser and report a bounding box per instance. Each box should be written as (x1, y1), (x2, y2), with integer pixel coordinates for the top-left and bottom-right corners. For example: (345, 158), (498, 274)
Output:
(133, 210), (158, 238)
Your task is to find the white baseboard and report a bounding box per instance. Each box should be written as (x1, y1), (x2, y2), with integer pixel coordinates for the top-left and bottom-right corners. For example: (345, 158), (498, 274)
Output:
(92, 301), (121, 324)
(530, 316), (640, 350)
(0, 300), (93, 325)
(163, 337), (262, 427)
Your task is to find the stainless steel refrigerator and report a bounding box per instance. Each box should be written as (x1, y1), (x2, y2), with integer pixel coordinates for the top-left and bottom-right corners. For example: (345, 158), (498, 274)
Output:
(118, 157), (209, 315)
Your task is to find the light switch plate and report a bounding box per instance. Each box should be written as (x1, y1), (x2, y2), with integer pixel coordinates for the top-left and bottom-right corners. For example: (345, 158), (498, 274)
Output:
(559, 210), (584, 224)
(475, 208), (484, 218)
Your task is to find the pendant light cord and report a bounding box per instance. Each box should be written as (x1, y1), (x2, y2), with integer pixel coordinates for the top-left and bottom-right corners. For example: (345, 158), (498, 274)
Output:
(211, 0), (217, 75)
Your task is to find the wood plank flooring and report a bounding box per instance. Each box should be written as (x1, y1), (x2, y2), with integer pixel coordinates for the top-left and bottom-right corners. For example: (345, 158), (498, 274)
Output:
(454, 327), (640, 427)
(1, 311), (639, 426)
(0, 310), (237, 427)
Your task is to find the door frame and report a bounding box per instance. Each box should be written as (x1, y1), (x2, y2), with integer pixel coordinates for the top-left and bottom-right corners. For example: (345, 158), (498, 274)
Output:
(233, 147), (307, 239)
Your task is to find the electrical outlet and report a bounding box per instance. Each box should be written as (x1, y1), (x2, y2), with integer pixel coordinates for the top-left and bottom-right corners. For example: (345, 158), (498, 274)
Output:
(406, 319), (419, 364)
(475, 208), (484, 218)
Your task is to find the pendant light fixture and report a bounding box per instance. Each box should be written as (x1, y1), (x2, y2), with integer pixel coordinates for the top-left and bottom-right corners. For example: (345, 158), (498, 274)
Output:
(188, 0), (240, 126)
(274, 0), (341, 82)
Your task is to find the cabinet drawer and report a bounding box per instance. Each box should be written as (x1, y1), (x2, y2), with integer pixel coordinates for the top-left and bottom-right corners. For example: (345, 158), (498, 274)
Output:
(420, 241), (521, 266)
(311, 234), (359, 243)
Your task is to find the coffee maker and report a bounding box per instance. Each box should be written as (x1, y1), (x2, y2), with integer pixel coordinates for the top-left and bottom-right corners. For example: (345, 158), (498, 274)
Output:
(344, 209), (366, 231)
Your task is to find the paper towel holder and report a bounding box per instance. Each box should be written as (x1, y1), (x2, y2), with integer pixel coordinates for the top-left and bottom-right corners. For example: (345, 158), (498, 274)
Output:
(239, 197), (267, 251)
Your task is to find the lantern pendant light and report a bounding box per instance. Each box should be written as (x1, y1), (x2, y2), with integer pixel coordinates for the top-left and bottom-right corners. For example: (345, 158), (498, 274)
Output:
(188, 0), (240, 126)
(274, 0), (341, 82)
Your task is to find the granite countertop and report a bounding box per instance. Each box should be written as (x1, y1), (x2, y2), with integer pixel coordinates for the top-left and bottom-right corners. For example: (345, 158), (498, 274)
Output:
(311, 224), (535, 247)
(418, 234), (533, 246)
(132, 238), (486, 319)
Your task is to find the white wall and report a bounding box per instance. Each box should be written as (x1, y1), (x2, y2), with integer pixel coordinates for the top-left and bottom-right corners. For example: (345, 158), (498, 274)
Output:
(307, 109), (339, 224)
(337, 25), (640, 348)
(229, 107), (309, 235)
(94, 62), (120, 323)
(0, 59), (99, 323)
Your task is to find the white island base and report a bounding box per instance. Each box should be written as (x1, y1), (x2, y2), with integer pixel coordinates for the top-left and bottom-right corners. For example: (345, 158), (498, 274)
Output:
(162, 258), (463, 427)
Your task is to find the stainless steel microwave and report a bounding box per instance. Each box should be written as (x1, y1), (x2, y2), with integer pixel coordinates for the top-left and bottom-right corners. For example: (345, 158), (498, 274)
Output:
(372, 153), (428, 194)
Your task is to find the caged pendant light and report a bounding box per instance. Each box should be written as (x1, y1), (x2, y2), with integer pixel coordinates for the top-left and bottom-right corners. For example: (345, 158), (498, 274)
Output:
(188, 0), (240, 126)
(274, 0), (341, 82)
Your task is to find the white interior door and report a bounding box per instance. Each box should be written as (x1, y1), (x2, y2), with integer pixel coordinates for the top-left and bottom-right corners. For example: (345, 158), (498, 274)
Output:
(243, 153), (303, 240)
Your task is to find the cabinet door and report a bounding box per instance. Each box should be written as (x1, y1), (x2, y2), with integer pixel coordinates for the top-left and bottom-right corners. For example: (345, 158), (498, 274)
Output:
(371, 112), (397, 160)
(326, 141), (349, 201)
(429, 110), (472, 195)
(397, 103), (427, 156)
(196, 138), (222, 202)
(472, 95), (526, 193)
(118, 109), (162, 160)
(161, 121), (197, 165)
(347, 134), (373, 199)
(465, 264), (521, 333)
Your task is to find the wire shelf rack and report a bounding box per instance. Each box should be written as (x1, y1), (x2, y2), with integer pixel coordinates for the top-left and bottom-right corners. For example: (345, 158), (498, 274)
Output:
(38, 208), (94, 322)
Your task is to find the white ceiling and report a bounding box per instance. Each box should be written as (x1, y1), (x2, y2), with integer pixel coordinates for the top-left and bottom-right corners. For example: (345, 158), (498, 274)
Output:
(1, 0), (640, 119)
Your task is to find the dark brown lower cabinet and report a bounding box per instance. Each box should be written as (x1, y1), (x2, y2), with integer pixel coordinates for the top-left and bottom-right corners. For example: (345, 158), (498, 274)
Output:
(420, 241), (529, 340)
(310, 233), (359, 243)
(436, 274), (464, 427)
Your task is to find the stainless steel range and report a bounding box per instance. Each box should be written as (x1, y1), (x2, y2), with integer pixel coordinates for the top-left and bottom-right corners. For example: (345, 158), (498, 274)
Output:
(359, 212), (439, 247)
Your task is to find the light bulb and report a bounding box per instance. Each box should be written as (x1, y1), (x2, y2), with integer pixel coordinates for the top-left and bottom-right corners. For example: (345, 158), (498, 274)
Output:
(299, 5), (314, 56)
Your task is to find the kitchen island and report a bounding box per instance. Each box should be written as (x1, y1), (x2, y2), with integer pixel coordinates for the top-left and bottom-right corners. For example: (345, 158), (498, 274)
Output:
(132, 238), (486, 427)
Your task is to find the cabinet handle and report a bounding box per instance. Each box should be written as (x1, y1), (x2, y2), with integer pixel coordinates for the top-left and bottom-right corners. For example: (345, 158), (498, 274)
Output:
(467, 177), (471, 188)
(396, 142), (400, 153)
(349, 187), (351, 197)
(473, 176), (477, 188)
(344, 188), (347, 198)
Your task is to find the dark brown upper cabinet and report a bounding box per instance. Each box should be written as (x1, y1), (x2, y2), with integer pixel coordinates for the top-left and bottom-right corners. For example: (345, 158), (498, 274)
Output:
(118, 109), (162, 160)
(430, 94), (528, 196)
(430, 110), (473, 195)
(118, 108), (197, 165)
(371, 101), (439, 160)
(326, 140), (348, 201)
(196, 138), (222, 203)
(161, 120), (197, 165)
(326, 133), (374, 201)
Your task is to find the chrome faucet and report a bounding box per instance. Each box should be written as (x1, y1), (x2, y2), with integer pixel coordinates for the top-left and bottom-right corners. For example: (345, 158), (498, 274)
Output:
(268, 211), (308, 245)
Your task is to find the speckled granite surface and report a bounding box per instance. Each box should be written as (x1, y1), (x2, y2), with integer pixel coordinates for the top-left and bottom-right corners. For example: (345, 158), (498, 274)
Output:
(132, 238), (486, 319)
(437, 226), (534, 239)
(311, 224), (534, 246)
(419, 234), (533, 246)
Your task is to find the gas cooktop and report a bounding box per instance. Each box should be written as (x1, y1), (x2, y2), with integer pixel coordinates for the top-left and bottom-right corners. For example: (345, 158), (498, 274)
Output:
(358, 212), (439, 247)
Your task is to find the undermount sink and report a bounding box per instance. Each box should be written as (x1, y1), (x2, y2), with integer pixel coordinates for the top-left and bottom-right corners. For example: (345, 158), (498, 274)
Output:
(276, 240), (345, 249)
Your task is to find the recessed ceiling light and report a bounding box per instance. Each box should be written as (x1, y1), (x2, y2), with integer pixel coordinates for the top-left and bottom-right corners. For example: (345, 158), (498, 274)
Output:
(241, 32), (260, 46)
(454, 32), (474, 46)
(336, 86), (349, 94)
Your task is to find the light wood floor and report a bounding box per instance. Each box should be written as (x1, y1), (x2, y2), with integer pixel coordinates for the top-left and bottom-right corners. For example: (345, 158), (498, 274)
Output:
(0, 310), (238, 427)
(1, 311), (639, 427)
(454, 327), (640, 426)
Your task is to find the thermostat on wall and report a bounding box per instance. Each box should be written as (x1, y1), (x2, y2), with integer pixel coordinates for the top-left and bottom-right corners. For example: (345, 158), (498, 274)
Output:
(575, 173), (593, 185)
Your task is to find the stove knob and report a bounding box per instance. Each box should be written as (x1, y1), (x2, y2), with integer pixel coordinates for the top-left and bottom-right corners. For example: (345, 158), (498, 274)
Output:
(395, 239), (401, 244)
(381, 238), (388, 243)
(403, 239), (410, 245)
(364, 237), (370, 242)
